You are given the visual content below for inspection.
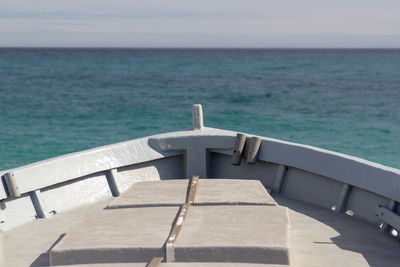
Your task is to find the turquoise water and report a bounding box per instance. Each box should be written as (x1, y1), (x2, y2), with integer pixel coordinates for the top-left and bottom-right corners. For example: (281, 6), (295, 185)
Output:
(0, 48), (399, 170)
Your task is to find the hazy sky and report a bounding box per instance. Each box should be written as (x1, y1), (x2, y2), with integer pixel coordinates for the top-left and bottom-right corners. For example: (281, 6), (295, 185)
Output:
(1, 0), (400, 47)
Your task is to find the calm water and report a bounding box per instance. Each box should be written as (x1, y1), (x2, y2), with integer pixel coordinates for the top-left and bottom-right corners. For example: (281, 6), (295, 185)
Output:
(0, 48), (399, 170)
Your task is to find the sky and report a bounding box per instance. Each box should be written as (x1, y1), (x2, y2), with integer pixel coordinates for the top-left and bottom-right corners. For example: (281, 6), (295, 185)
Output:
(1, 0), (400, 48)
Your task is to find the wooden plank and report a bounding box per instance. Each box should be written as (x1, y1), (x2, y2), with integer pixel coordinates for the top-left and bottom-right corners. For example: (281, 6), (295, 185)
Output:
(0, 181), (7, 200)
(30, 190), (47, 218)
(4, 172), (21, 198)
(254, 138), (400, 203)
(187, 176), (199, 204)
(231, 133), (246, 165)
(147, 257), (163, 267)
(212, 133), (400, 204)
(334, 184), (351, 213)
(166, 203), (190, 262)
(247, 137), (261, 164)
(10, 137), (181, 195)
(378, 201), (397, 232)
(106, 169), (120, 197)
(272, 165), (286, 193)
(192, 104), (204, 130)
(166, 176), (199, 262)
(376, 205), (400, 231)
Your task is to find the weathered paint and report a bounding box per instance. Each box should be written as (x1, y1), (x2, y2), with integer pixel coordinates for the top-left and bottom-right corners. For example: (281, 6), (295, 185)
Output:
(2, 127), (400, 204)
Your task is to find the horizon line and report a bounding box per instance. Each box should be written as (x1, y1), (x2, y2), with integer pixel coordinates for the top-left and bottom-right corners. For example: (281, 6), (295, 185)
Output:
(1, 46), (400, 50)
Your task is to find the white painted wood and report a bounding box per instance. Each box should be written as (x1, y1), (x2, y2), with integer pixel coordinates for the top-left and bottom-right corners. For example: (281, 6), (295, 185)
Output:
(272, 165), (286, 193)
(246, 137), (261, 164)
(30, 190), (47, 219)
(376, 206), (400, 231)
(231, 133), (246, 165)
(0, 196), (37, 231)
(192, 104), (204, 130)
(1, 127), (400, 207)
(3, 172), (20, 198)
(379, 200), (396, 232)
(334, 184), (351, 213)
(1, 136), (181, 199)
(148, 133), (234, 178)
(0, 171), (9, 199)
(204, 129), (400, 203)
(106, 169), (120, 197)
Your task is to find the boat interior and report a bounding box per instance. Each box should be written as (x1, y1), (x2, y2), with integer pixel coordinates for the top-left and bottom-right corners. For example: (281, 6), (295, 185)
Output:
(1, 105), (399, 267)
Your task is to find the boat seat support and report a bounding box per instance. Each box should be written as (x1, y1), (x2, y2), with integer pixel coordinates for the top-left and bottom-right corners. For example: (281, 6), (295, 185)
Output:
(272, 165), (287, 194)
(246, 136), (262, 164)
(106, 169), (120, 197)
(334, 184), (351, 213)
(30, 190), (47, 219)
(231, 133), (246, 165)
(378, 200), (397, 232)
(3, 172), (21, 198)
(376, 205), (400, 232)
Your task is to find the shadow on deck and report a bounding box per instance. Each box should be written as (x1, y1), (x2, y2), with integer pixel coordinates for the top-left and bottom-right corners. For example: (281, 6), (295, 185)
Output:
(276, 196), (400, 267)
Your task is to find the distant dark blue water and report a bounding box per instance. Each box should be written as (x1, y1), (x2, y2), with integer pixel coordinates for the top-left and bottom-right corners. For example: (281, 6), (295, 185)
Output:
(0, 48), (399, 170)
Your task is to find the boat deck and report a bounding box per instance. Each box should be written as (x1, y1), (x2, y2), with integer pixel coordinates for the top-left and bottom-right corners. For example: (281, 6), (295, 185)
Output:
(49, 179), (290, 265)
(2, 181), (399, 267)
(276, 196), (400, 267)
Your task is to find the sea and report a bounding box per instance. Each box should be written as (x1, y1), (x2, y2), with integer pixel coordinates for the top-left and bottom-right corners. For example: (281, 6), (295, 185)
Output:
(0, 48), (399, 170)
